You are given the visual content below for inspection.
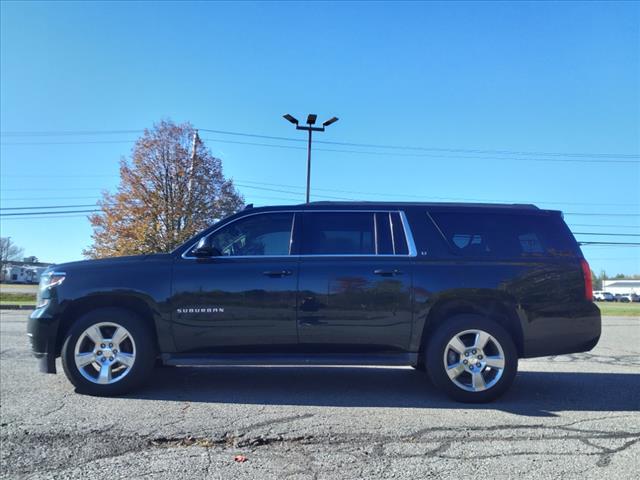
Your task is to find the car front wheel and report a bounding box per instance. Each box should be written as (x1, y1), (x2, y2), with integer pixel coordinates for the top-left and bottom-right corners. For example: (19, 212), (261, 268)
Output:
(61, 308), (155, 396)
(426, 315), (518, 403)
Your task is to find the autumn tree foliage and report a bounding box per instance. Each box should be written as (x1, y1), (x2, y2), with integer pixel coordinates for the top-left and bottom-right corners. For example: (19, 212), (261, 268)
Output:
(85, 120), (244, 258)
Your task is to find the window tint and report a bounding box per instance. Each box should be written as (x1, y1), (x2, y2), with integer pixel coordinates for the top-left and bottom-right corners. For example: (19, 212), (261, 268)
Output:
(431, 212), (578, 258)
(302, 212), (375, 255)
(390, 212), (409, 255)
(375, 213), (393, 254)
(518, 233), (544, 254)
(204, 213), (293, 256)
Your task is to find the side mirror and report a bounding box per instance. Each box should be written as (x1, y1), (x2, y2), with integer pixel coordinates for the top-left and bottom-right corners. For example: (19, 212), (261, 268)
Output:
(193, 237), (222, 258)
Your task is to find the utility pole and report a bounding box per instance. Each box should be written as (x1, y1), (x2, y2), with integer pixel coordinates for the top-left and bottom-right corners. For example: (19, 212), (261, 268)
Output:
(283, 114), (339, 203)
(183, 129), (200, 231)
(187, 129), (199, 198)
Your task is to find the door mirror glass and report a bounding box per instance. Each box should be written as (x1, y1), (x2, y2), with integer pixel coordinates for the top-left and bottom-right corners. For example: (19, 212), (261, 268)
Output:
(193, 236), (222, 258)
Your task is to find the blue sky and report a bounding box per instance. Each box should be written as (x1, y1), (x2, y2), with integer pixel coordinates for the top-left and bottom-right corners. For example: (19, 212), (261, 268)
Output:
(1, 1), (639, 274)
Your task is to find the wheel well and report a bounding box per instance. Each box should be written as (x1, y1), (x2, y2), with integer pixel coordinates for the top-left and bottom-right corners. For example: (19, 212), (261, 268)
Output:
(420, 297), (524, 357)
(55, 295), (159, 356)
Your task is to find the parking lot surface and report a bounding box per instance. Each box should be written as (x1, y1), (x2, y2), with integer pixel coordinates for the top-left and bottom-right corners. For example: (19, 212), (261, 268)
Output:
(0, 284), (38, 295)
(1, 310), (638, 479)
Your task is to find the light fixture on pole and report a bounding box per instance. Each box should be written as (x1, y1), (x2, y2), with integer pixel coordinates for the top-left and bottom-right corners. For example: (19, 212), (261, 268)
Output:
(282, 113), (339, 203)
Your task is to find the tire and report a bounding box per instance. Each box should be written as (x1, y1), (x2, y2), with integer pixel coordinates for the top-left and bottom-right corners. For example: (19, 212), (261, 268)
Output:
(425, 315), (517, 403)
(61, 307), (156, 396)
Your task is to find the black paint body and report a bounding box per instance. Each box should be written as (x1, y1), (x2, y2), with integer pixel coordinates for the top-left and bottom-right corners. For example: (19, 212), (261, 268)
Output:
(28, 202), (601, 373)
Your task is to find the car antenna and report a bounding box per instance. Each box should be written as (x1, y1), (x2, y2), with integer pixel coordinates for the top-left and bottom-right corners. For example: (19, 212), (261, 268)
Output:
(244, 204), (254, 210)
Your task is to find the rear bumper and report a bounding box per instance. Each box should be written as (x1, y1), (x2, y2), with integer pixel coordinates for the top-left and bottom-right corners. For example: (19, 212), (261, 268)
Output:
(521, 303), (601, 358)
(27, 307), (60, 373)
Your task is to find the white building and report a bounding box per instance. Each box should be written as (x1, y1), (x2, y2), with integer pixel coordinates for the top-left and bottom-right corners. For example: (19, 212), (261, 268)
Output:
(602, 280), (640, 295)
(1, 259), (50, 284)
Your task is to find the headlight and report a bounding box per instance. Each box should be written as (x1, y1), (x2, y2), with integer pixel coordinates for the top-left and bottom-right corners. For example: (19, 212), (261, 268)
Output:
(36, 271), (66, 308)
(40, 271), (66, 289)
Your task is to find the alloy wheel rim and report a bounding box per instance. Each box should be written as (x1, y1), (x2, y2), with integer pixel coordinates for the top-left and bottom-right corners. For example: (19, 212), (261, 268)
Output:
(442, 329), (505, 392)
(74, 322), (136, 385)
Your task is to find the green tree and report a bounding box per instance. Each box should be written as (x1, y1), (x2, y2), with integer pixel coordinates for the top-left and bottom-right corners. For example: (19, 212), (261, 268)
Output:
(591, 270), (601, 290)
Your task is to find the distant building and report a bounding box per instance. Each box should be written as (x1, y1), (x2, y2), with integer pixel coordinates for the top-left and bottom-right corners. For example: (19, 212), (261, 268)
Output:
(602, 280), (640, 295)
(1, 259), (52, 284)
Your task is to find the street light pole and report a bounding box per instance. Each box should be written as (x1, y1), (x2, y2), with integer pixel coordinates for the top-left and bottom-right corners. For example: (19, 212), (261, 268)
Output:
(306, 127), (312, 204)
(283, 114), (339, 203)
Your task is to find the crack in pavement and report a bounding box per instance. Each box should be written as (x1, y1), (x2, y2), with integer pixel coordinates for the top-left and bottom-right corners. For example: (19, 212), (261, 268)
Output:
(579, 437), (640, 467)
(2, 418), (639, 477)
(543, 352), (640, 367)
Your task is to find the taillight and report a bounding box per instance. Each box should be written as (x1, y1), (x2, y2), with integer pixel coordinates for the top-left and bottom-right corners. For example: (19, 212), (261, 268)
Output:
(581, 259), (593, 302)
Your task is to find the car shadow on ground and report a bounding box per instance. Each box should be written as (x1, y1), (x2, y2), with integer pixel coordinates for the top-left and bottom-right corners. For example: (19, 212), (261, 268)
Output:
(127, 366), (640, 417)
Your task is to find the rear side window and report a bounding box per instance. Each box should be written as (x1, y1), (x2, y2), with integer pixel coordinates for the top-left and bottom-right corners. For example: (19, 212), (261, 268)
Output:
(375, 213), (394, 254)
(431, 212), (578, 258)
(301, 212), (375, 255)
(375, 212), (409, 255)
(300, 211), (411, 255)
(390, 212), (409, 255)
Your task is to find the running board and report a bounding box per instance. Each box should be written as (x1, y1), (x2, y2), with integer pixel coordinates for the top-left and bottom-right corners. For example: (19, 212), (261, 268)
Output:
(161, 353), (418, 367)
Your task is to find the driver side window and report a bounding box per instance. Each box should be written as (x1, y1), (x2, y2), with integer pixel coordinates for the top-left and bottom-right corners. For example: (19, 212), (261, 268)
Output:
(205, 212), (294, 257)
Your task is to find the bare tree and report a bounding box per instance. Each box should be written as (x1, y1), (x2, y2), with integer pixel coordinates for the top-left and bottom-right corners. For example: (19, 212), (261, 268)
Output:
(0, 237), (24, 270)
(85, 120), (244, 258)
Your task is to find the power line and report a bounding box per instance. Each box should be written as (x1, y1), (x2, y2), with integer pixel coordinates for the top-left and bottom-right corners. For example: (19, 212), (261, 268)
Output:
(0, 213), (100, 221)
(1, 186), (638, 218)
(0, 140), (136, 145)
(0, 129), (142, 136)
(569, 223), (640, 229)
(587, 257), (640, 260)
(1, 195), (103, 201)
(232, 179), (640, 207)
(0, 204), (97, 211)
(0, 209), (100, 217)
(2, 203), (637, 236)
(0, 174), (635, 207)
(2, 174), (118, 178)
(3, 136), (638, 164)
(573, 232), (640, 237)
(235, 183), (351, 201)
(1, 174), (635, 207)
(3, 127), (638, 159)
(0, 187), (108, 192)
(564, 212), (640, 217)
(200, 137), (640, 164)
(579, 242), (640, 246)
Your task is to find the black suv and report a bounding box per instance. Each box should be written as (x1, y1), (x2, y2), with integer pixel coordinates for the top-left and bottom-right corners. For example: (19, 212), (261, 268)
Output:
(28, 202), (600, 402)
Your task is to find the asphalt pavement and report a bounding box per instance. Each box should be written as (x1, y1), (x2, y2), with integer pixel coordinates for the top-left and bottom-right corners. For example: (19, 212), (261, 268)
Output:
(1, 310), (638, 479)
(0, 284), (38, 295)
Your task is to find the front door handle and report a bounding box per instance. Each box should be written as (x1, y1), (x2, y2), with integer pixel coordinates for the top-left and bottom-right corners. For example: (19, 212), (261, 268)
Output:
(373, 269), (403, 277)
(263, 270), (293, 278)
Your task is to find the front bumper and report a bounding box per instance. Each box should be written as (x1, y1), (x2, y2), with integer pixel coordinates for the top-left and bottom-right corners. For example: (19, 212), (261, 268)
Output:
(27, 307), (60, 373)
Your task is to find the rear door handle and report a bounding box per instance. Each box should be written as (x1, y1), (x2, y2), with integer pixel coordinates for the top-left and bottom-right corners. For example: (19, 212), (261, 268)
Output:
(263, 270), (293, 278)
(373, 269), (403, 276)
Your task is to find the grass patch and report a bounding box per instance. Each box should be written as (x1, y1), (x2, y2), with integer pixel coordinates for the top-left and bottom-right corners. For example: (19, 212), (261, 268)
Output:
(596, 301), (640, 317)
(0, 301), (35, 307)
(0, 292), (36, 304)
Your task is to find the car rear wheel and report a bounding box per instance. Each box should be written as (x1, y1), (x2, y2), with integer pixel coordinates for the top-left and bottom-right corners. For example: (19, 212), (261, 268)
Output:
(61, 308), (155, 396)
(426, 315), (517, 403)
